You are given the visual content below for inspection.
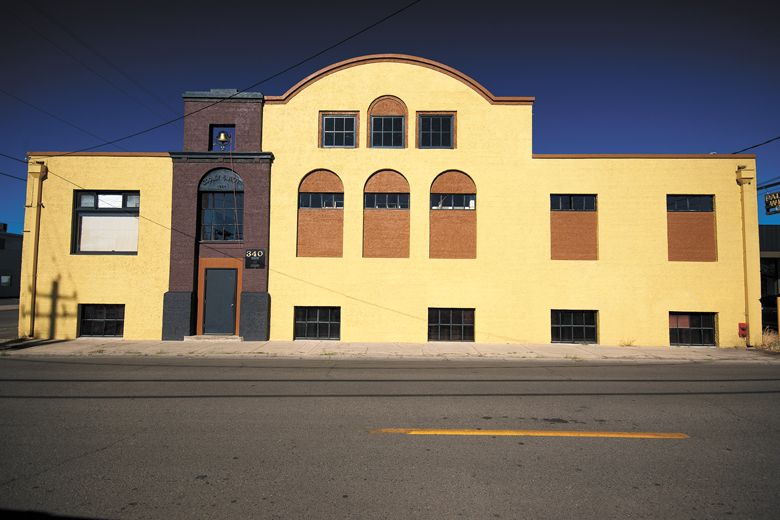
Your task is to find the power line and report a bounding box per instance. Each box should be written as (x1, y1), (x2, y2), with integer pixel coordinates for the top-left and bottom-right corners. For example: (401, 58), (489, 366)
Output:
(733, 135), (780, 154)
(27, 1), (178, 116)
(0, 170), (26, 182)
(8, 10), (168, 119)
(0, 152), (26, 164)
(33, 0), (424, 158)
(0, 88), (128, 151)
(757, 174), (780, 190)
(758, 181), (780, 191)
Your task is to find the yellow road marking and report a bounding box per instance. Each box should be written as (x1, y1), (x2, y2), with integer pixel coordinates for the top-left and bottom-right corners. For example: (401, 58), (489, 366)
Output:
(371, 428), (689, 439)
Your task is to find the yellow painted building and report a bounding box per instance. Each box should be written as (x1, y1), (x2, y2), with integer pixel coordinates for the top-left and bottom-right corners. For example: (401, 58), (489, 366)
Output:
(18, 54), (761, 347)
(263, 55), (760, 347)
(19, 154), (172, 340)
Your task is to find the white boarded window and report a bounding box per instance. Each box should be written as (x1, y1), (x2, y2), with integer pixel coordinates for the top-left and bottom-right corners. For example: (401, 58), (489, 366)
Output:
(74, 191), (140, 254)
(79, 215), (138, 252)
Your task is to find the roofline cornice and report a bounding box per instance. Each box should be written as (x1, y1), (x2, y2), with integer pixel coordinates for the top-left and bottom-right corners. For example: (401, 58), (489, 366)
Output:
(532, 153), (757, 159)
(264, 54), (535, 106)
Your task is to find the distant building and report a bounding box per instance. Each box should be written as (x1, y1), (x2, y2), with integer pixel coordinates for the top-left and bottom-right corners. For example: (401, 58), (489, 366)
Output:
(18, 54), (762, 347)
(0, 223), (22, 298)
(759, 225), (780, 330)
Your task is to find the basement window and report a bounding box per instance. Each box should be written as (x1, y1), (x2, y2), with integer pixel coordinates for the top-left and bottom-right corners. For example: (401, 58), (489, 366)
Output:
(294, 306), (341, 340)
(669, 312), (716, 346)
(79, 304), (125, 337)
(428, 308), (475, 341)
(551, 310), (598, 343)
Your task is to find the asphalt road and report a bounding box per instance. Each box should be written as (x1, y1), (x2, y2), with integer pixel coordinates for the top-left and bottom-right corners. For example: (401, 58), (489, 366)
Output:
(0, 357), (778, 519)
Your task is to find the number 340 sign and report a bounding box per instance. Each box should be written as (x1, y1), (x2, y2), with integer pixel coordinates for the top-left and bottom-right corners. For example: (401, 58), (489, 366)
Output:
(245, 249), (266, 269)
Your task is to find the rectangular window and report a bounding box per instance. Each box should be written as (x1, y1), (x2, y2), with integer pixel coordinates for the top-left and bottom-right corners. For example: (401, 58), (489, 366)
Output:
(551, 310), (598, 343)
(79, 304), (125, 337)
(669, 312), (716, 346)
(322, 114), (356, 148)
(73, 191), (140, 254)
(419, 114), (454, 148)
(550, 194), (597, 211)
(298, 193), (344, 209)
(428, 308), (475, 342)
(371, 116), (404, 148)
(667, 195), (714, 212)
(364, 193), (410, 209)
(0, 275), (10, 287)
(294, 306), (341, 340)
(209, 125), (236, 151)
(430, 194), (476, 210)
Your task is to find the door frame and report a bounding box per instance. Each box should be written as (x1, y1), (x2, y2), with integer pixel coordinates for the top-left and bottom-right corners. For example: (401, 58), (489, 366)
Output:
(196, 257), (243, 335)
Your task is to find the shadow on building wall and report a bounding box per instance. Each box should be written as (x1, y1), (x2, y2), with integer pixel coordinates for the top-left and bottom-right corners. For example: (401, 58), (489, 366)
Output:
(18, 276), (77, 340)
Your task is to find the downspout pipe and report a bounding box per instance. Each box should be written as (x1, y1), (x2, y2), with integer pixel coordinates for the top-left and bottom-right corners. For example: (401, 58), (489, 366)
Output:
(28, 161), (47, 338)
(737, 164), (758, 346)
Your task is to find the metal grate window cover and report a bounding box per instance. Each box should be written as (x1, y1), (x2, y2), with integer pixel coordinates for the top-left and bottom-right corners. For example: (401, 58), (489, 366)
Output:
(428, 308), (475, 342)
(551, 310), (597, 343)
(294, 306), (341, 340)
(79, 304), (125, 337)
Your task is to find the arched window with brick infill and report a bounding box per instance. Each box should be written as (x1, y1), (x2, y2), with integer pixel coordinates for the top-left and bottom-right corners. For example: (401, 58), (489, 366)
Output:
(297, 169), (344, 257)
(429, 170), (476, 259)
(363, 169), (410, 258)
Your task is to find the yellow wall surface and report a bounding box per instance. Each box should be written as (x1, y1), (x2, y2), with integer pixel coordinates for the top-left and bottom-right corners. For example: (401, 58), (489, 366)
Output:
(19, 155), (172, 340)
(264, 58), (761, 347)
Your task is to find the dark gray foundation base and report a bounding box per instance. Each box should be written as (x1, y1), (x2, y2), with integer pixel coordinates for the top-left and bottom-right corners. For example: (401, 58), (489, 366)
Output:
(162, 291), (195, 340)
(240, 292), (270, 341)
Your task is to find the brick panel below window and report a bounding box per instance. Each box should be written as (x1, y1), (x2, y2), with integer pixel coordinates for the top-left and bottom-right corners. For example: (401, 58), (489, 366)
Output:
(429, 211), (476, 259)
(550, 211), (598, 260)
(363, 210), (410, 258)
(667, 212), (717, 261)
(297, 209), (343, 257)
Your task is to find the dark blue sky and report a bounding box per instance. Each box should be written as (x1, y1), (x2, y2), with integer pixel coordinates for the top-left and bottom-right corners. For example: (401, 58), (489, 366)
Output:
(1, 0), (778, 233)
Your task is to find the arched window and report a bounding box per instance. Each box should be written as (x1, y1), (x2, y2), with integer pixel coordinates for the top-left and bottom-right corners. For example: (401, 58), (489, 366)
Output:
(199, 168), (244, 241)
(297, 169), (344, 257)
(430, 170), (477, 259)
(368, 95), (407, 148)
(363, 170), (410, 258)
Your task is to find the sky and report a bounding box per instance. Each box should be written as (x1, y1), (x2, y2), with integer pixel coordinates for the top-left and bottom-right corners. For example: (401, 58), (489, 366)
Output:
(1, 0), (779, 234)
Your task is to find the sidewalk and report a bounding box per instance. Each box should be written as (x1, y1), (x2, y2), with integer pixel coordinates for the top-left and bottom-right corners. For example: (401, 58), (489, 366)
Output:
(2, 337), (778, 362)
